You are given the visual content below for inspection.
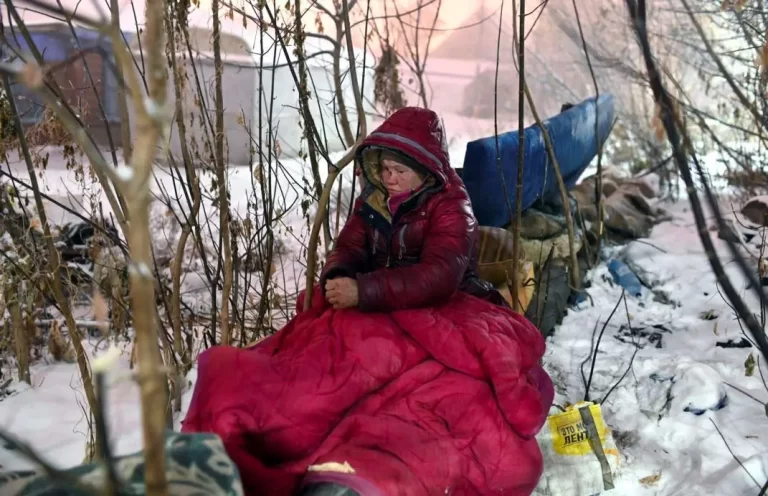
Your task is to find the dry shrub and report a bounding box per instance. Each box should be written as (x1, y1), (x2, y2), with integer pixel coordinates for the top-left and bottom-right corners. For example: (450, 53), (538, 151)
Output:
(47, 320), (76, 363)
(374, 43), (406, 117)
(0, 87), (15, 159)
(23, 107), (74, 148)
(724, 167), (768, 197)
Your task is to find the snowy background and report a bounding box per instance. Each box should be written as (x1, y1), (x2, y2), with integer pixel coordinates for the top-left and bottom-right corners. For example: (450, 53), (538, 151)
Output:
(1, 0), (767, 490)
(0, 136), (766, 495)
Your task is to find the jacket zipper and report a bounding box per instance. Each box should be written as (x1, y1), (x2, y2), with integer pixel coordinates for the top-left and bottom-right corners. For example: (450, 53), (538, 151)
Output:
(386, 230), (392, 267)
(367, 209), (411, 267)
(398, 225), (407, 260)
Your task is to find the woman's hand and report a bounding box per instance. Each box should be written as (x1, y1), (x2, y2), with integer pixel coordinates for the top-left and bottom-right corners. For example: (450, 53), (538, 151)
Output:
(325, 277), (359, 309)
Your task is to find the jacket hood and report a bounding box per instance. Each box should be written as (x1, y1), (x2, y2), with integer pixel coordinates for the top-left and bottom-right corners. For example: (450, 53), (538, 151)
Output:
(357, 107), (452, 190)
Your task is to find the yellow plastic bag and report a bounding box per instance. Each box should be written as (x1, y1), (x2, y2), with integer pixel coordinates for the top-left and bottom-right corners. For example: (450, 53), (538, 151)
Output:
(534, 402), (621, 496)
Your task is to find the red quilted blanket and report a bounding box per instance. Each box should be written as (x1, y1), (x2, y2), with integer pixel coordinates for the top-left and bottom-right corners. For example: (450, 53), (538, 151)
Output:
(181, 287), (553, 495)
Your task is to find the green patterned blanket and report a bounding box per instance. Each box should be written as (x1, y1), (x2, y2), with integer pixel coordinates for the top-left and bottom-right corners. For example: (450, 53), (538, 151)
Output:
(0, 430), (244, 495)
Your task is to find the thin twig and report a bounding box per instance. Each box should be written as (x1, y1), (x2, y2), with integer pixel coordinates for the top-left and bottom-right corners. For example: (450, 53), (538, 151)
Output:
(601, 290), (642, 404)
(723, 381), (766, 406)
(571, 0), (604, 263)
(709, 418), (761, 489)
(304, 0), (367, 309)
(492, 0), (517, 309)
(585, 290), (625, 401)
(511, 0), (527, 310)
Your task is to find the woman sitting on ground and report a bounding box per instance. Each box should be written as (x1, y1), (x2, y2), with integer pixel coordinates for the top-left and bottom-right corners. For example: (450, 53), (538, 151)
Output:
(182, 107), (554, 496)
(322, 113), (508, 313)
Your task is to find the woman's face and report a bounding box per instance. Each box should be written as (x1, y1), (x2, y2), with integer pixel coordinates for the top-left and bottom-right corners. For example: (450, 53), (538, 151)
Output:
(381, 158), (423, 195)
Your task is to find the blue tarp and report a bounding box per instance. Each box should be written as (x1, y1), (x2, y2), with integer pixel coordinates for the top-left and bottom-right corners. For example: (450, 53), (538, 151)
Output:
(461, 94), (616, 228)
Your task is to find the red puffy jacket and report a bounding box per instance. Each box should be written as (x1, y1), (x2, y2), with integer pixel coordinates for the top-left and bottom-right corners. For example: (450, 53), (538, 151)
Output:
(321, 107), (506, 312)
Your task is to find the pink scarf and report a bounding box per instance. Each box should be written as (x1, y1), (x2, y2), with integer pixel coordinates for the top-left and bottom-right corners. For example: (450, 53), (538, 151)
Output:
(387, 190), (412, 214)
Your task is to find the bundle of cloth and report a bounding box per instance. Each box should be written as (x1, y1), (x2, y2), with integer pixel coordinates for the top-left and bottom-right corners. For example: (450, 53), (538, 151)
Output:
(571, 167), (666, 241)
(475, 167), (667, 337)
(182, 107), (554, 495)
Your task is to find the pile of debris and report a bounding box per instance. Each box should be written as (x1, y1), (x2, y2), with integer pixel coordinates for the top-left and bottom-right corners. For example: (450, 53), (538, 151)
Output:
(472, 167), (668, 336)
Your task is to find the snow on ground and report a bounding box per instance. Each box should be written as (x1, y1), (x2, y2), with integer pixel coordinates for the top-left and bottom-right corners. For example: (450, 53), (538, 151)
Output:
(544, 199), (768, 495)
(0, 339), (198, 472)
(2, 194), (765, 494)
(1, 145), (768, 493)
